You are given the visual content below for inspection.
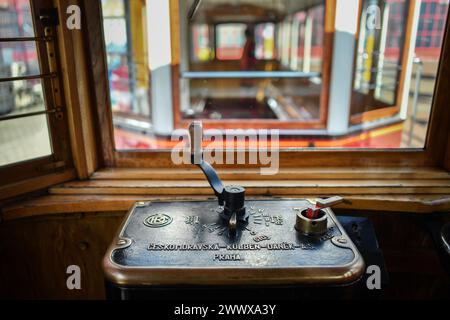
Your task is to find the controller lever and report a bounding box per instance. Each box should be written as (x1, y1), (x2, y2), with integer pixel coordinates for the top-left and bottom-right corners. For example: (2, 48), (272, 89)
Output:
(189, 121), (248, 229)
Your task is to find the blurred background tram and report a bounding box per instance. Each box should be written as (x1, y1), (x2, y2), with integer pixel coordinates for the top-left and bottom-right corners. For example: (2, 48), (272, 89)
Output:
(99, 0), (448, 150)
(1, 0), (447, 151)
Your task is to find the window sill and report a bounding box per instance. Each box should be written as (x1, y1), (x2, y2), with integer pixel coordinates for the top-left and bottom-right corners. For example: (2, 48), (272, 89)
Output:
(1, 167), (450, 222)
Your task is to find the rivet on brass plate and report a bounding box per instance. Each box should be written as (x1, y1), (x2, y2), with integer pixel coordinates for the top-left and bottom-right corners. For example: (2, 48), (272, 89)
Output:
(117, 239), (127, 246)
(136, 202), (147, 207)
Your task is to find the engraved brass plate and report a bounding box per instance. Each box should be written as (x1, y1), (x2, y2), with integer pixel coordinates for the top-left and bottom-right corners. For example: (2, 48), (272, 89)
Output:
(103, 200), (364, 286)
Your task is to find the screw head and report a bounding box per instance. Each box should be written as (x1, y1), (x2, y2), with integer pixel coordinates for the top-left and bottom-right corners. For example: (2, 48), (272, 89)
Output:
(117, 239), (127, 246)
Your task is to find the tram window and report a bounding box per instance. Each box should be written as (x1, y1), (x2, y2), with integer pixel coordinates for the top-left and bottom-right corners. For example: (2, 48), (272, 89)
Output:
(98, 0), (449, 151)
(353, 0), (407, 107)
(181, 0), (327, 131)
(351, 0), (449, 148)
(0, 0), (52, 167)
(309, 4), (324, 73)
(191, 24), (214, 61)
(102, 0), (152, 145)
(0, 115), (51, 166)
(255, 23), (275, 60)
(216, 23), (246, 60)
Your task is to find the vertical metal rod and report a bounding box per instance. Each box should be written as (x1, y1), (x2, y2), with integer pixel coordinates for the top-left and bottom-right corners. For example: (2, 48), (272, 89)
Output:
(188, 0), (203, 21)
(124, 0), (136, 112)
(408, 58), (423, 146)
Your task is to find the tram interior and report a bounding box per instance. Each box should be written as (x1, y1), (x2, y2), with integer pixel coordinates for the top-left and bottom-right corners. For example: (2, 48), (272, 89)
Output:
(0, 0), (450, 302)
(101, 0), (446, 150)
(184, 1), (323, 122)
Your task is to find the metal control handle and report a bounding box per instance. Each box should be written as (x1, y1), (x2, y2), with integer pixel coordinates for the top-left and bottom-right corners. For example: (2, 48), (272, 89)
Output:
(188, 122), (247, 231)
(189, 121), (224, 204)
(316, 196), (344, 209)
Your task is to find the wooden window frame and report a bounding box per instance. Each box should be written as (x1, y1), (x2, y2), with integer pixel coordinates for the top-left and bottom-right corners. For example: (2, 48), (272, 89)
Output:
(349, 0), (416, 125)
(0, 0), (75, 197)
(173, 0), (333, 131)
(81, 0), (450, 172)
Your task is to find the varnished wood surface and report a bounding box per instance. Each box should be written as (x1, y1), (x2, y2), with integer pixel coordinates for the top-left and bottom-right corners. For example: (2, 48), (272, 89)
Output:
(0, 169), (76, 202)
(113, 149), (439, 168)
(47, 179), (450, 196)
(2, 167), (450, 220)
(90, 167), (450, 180)
(3, 194), (450, 223)
(0, 212), (123, 299)
(82, 0), (116, 167)
(56, 0), (99, 179)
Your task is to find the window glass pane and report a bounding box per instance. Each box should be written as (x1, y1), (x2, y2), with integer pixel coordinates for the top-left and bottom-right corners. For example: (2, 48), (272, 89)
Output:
(406, 0), (448, 148)
(0, 114), (52, 167)
(0, 79), (45, 117)
(191, 24), (214, 61)
(255, 23), (275, 60)
(100, 0), (448, 151)
(0, 0), (35, 37)
(101, 0), (125, 17)
(353, 0), (407, 109)
(0, 1), (55, 168)
(351, 0), (448, 148)
(216, 23), (246, 60)
(0, 41), (41, 77)
(101, 0), (152, 147)
(309, 4), (324, 73)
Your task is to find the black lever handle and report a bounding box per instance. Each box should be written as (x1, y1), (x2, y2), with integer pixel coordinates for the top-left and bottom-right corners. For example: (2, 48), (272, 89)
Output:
(188, 122), (248, 228)
(189, 122), (224, 205)
(187, 0), (203, 21)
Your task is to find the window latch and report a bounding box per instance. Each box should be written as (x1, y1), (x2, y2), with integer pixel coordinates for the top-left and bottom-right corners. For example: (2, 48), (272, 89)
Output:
(39, 8), (59, 27)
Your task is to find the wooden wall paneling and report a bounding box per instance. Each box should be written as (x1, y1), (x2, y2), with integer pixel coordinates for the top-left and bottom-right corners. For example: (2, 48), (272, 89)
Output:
(0, 212), (124, 299)
(1, 209), (449, 299)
